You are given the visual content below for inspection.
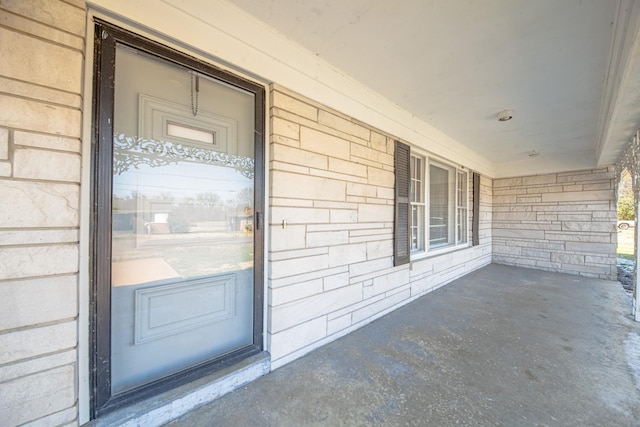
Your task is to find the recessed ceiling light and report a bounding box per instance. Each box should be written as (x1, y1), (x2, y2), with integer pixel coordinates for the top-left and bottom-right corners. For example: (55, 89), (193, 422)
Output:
(497, 109), (514, 122)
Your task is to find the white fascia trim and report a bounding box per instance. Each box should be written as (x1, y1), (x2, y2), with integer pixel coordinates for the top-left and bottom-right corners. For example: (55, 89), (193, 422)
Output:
(87, 0), (495, 177)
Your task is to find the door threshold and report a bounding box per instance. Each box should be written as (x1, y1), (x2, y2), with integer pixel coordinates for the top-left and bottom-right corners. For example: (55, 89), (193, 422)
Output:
(87, 352), (270, 427)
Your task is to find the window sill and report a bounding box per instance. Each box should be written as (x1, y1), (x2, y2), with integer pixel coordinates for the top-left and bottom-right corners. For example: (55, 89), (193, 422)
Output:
(410, 242), (472, 263)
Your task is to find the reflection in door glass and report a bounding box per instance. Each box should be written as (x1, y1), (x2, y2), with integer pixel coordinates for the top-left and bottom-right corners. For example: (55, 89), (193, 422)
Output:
(110, 45), (256, 393)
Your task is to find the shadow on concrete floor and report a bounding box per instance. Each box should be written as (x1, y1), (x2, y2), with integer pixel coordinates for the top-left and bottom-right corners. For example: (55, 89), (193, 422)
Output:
(167, 263), (640, 426)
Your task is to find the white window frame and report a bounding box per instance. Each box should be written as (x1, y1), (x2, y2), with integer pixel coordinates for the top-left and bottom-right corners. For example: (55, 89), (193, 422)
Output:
(409, 150), (469, 259)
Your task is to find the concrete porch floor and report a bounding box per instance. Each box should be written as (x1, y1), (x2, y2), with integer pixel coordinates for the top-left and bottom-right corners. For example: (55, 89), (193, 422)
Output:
(167, 264), (640, 426)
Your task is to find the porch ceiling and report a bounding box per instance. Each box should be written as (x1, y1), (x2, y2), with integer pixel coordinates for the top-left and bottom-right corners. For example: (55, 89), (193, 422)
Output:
(226, 0), (640, 177)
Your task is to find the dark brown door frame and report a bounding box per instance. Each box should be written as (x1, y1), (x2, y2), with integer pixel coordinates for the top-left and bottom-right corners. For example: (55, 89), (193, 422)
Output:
(90, 19), (265, 418)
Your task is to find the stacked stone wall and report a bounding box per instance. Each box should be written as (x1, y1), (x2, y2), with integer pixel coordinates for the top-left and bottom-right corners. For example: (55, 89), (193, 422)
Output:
(0, 1), (85, 425)
(492, 168), (617, 280)
(268, 85), (492, 367)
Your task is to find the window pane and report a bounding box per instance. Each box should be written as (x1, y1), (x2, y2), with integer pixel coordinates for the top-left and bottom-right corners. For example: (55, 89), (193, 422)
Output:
(457, 170), (468, 244)
(410, 154), (425, 252)
(429, 164), (450, 248)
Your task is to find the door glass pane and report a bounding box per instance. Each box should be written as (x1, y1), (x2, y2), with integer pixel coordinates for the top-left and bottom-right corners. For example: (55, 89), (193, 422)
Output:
(111, 45), (256, 393)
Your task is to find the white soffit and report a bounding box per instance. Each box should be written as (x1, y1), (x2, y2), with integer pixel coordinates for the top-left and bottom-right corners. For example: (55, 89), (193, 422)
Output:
(226, 0), (637, 177)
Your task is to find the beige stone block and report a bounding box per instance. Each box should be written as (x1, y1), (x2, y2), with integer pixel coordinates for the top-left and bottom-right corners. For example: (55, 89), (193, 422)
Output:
(0, 95), (81, 137)
(565, 242), (615, 253)
(346, 182), (376, 198)
(561, 222), (614, 233)
(493, 212), (537, 221)
(13, 148), (81, 182)
(13, 131), (80, 152)
(516, 195), (541, 203)
(22, 406), (77, 427)
(372, 269), (410, 295)
(327, 313), (352, 336)
(366, 239), (393, 260)
(349, 257), (393, 278)
(0, 161), (10, 176)
(0, 76), (81, 108)
(370, 132), (387, 152)
(526, 185), (564, 194)
(0, 349), (74, 383)
(0, 180), (78, 227)
(493, 195), (517, 204)
(323, 271), (350, 291)
(0, 229), (78, 246)
(0, 365), (75, 426)
(270, 279), (323, 306)
(352, 288), (409, 324)
(544, 232), (611, 243)
(270, 253), (329, 279)
(0, 127), (7, 159)
(309, 167), (368, 184)
(300, 127), (350, 159)
(271, 283), (361, 332)
(270, 247), (327, 262)
(0, 321), (76, 364)
(328, 243), (367, 267)
(272, 144), (327, 169)
(557, 171), (614, 183)
(271, 134), (300, 148)
(0, 9), (83, 50)
(584, 255), (616, 265)
(493, 177), (522, 188)
(521, 249), (550, 260)
(328, 157), (367, 177)
(307, 230), (349, 248)
(367, 166), (394, 187)
(357, 204), (393, 222)
(0, 245), (78, 280)
(376, 187), (394, 200)
(0, 275), (77, 331)
(0, 28), (82, 93)
(0, 0), (85, 35)
(330, 208), (358, 223)
(351, 142), (393, 166)
(271, 206), (329, 225)
(318, 110), (370, 140)
(557, 214), (591, 221)
(493, 188), (520, 196)
(272, 91), (317, 121)
(522, 174), (557, 186)
(492, 229), (545, 239)
(271, 265), (347, 289)
(272, 116), (300, 140)
(272, 171), (345, 202)
(269, 316), (326, 360)
(271, 160), (309, 175)
(314, 200), (358, 209)
(270, 224), (306, 252)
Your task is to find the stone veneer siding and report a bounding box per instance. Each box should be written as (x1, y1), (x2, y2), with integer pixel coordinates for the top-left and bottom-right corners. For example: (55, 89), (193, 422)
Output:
(492, 168), (617, 280)
(0, 1), (85, 426)
(268, 85), (493, 367)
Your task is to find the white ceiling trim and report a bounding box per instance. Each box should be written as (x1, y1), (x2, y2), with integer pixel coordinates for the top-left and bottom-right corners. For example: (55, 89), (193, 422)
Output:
(89, 0), (497, 176)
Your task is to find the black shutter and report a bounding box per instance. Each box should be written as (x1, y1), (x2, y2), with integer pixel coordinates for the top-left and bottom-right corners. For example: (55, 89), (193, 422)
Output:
(394, 141), (411, 266)
(472, 172), (480, 246)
